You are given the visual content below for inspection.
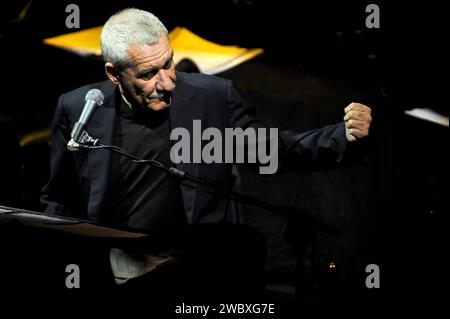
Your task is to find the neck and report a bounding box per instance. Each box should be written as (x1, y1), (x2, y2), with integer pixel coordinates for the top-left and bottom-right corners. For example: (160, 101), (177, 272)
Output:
(118, 85), (134, 110)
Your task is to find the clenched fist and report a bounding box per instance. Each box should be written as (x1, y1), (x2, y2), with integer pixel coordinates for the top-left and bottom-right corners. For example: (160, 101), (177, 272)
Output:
(344, 102), (372, 142)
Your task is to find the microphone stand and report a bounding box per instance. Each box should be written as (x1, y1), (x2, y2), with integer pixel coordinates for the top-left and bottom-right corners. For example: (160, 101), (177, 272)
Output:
(70, 131), (339, 236)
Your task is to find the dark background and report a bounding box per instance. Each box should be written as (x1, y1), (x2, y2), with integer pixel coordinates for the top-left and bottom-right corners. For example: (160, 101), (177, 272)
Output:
(0, 0), (447, 315)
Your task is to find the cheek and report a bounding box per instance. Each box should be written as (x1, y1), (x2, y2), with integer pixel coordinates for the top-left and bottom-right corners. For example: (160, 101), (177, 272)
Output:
(134, 80), (156, 95)
(121, 78), (137, 93)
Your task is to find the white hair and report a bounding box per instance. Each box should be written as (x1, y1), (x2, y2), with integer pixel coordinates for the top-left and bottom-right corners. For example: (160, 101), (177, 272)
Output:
(100, 8), (168, 69)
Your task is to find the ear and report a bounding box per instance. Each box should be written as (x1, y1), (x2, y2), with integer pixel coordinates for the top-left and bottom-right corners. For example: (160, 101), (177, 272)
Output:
(105, 62), (120, 85)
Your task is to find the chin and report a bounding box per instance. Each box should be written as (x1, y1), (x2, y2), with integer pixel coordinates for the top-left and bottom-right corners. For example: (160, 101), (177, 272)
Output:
(146, 101), (170, 111)
(146, 96), (172, 111)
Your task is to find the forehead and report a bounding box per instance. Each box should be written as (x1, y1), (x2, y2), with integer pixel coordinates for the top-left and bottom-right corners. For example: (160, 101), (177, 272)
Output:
(126, 36), (172, 71)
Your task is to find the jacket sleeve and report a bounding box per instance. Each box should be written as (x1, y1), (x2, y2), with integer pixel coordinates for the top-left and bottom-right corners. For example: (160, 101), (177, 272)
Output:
(225, 80), (367, 173)
(277, 122), (368, 172)
(40, 94), (85, 217)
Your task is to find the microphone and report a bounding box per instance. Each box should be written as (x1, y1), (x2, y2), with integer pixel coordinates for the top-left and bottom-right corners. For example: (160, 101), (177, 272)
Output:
(67, 89), (104, 151)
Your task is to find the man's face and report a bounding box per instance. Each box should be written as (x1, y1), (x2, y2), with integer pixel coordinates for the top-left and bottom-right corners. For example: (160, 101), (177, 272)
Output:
(117, 35), (176, 111)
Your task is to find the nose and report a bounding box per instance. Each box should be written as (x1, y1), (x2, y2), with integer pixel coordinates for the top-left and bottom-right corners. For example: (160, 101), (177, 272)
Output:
(155, 69), (175, 91)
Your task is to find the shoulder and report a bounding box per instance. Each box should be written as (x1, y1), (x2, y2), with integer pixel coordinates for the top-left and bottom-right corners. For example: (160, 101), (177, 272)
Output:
(176, 71), (231, 94)
(59, 80), (116, 111)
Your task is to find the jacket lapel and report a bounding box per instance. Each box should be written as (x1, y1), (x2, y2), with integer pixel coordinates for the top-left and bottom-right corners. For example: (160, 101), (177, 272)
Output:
(85, 81), (117, 219)
(170, 72), (203, 224)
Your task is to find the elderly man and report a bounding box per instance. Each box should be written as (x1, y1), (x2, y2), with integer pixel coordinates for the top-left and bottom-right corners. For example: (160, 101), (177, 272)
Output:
(40, 8), (371, 298)
(41, 8), (371, 232)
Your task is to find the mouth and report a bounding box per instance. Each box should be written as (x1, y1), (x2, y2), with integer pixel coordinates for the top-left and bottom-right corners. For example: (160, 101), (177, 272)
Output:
(145, 90), (172, 106)
(148, 91), (165, 100)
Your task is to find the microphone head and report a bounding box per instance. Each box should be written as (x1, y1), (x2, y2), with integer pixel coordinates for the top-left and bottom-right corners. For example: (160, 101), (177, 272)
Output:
(85, 88), (104, 105)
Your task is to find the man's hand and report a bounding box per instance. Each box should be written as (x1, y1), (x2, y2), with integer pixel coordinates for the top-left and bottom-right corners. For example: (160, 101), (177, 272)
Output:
(344, 102), (372, 142)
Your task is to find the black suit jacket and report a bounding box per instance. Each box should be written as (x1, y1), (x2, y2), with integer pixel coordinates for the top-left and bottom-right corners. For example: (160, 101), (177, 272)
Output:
(41, 72), (354, 226)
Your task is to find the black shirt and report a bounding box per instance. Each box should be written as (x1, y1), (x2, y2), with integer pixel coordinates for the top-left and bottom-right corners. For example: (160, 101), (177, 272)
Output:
(104, 98), (186, 233)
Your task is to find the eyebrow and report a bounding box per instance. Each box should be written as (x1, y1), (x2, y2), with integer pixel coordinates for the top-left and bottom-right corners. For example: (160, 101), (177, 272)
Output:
(136, 51), (174, 78)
